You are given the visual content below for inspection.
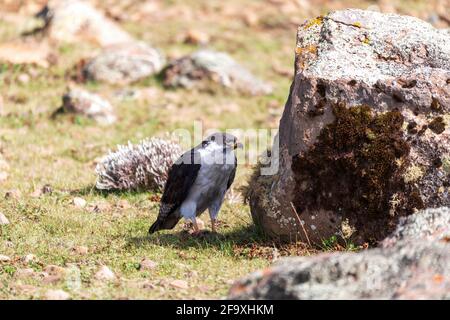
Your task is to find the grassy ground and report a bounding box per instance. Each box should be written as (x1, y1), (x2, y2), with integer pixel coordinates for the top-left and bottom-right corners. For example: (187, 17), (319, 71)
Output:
(0, 0), (444, 299)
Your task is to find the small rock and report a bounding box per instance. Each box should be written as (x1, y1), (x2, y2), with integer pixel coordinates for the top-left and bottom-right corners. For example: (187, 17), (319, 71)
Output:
(72, 197), (87, 208)
(0, 171), (8, 182)
(60, 88), (117, 125)
(0, 254), (11, 262)
(0, 212), (10, 225)
(44, 265), (66, 276)
(5, 189), (22, 200)
(30, 188), (43, 198)
(95, 265), (116, 281)
(117, 199), (131, 209)
(163, 49), (273, 96)
(142, 281), (156, 290)
(86, 201), (111, 213)
(242, 11), (259, 27)
(83, 42), (165, 85)
(35, 0), (133, 46)
(22, 254), (37, 264)
(71, 245), (89, 255)
(183, 29), (210, 45)
(41, 184), (53, 195)
(17, 73), (30, 84)
(15, 268), (36, 278)
(44, 289), (70, 300)
(169, 279), (188, 289)
(42, 274), (63, 284)
(15, 284), (37, 295)
(139, 258), (158, 271)
(30, 185), (52, 198)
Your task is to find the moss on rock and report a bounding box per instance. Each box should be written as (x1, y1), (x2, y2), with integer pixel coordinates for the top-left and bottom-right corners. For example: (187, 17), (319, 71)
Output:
(291, 103), (424, 241)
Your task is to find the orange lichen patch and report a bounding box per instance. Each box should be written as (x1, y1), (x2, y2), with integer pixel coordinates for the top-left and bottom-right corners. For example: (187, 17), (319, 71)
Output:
(433, 274), (444, 284)
(352, 22), (362, 28)
(362, 36), (371, 45)
(295, 45), (318, 70)
(229, 282), (250, 295)
(303, 16), (324, 29)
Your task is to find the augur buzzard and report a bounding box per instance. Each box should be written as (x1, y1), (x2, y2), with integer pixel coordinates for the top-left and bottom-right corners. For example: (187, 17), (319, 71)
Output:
(149, 132), (242, 234)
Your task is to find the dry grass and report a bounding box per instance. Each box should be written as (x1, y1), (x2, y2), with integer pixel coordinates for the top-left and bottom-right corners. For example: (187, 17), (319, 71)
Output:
(0, 0), (444, 299)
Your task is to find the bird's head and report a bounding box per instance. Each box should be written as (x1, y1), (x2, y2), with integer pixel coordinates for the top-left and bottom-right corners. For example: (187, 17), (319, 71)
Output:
(202, 132), (243, 151)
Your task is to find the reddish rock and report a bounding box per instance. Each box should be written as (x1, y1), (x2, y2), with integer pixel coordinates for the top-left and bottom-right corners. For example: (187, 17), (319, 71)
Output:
(250, 9), (450, 244)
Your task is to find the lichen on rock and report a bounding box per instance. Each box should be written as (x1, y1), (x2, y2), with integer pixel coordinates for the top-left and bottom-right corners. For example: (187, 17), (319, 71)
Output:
(162, 49), (273, 96)
(249, 9), (450, 245)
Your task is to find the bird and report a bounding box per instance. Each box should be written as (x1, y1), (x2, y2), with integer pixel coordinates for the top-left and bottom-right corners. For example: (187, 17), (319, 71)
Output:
(149, 132), (242, 235)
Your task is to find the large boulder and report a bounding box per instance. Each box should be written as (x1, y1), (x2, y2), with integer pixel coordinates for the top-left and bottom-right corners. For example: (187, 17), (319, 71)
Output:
(250, 9), (450, 245)
(229, 207), (450, 300)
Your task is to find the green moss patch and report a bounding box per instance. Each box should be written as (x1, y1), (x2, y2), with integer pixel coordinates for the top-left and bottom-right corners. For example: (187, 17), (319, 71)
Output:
(291, 103), (424, 240)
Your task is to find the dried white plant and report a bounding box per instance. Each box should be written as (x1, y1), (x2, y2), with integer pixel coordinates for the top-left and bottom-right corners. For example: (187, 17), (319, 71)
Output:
(95, 137), (183, 191)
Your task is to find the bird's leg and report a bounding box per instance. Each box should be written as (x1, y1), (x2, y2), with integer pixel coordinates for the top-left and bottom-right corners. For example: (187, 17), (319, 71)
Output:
(211, 218), (217, 233)
(191, 217), (200, 235)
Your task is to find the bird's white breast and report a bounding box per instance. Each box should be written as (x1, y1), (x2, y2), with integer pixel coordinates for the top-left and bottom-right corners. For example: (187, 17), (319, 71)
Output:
(179, 142), (236, 218)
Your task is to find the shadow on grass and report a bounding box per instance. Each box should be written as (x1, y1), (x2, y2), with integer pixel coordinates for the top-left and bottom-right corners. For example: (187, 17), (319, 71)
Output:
(69, 185), (154, 198)
(127, 224), (267, 251)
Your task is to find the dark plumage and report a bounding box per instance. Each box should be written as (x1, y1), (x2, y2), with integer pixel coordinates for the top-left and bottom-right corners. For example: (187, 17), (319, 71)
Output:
(149, 132), (240, 234)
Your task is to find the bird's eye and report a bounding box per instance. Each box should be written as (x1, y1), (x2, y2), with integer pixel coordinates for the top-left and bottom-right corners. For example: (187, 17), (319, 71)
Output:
(211, 136), (215, 141)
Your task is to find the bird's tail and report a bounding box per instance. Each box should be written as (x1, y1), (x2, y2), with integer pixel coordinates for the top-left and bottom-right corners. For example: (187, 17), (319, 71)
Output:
(149, 220), (162, 234)
(149, 216), (181, 234)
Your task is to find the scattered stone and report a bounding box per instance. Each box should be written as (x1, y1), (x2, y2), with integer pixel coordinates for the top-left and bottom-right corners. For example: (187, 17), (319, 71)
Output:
(30, 184), (53, 198)
(95, 265), (116, 281)
(0, 40), (55, 68)
(249, 9), (450, 244)
(83, 42), (165, 85)
(0, 171), (8, 182)
(15, 268), (36, 279)
(163, 49), (273, 96)
(86, 200), (112, 213)
(5, 189), (22, 200)
(71, 245), (89, 255)
(95, 137), (182, 192)
(142, 281), (156, 290)
(72, 197), (87, 208)
(183, 30), (210, 45)
(0, 254), (11, 262)
(58, 87), (117, 125)
(14, 284), (37, 295)
(17, 73), (30, 84)
(116, 199), (131, 209)
(242, 11), (259, 27)
(139, 258), (158, 271)
(0, 212), (10, 225)
(44, 265), (66, 276)
(35, 0), (133, 47)
(170, 279), (188, 289)
(22, 254), (37, 264)
(44, 289), (70, 300)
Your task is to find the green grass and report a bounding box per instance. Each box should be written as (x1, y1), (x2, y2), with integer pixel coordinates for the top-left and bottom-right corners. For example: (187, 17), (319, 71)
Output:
(0, 0), (438, 299)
